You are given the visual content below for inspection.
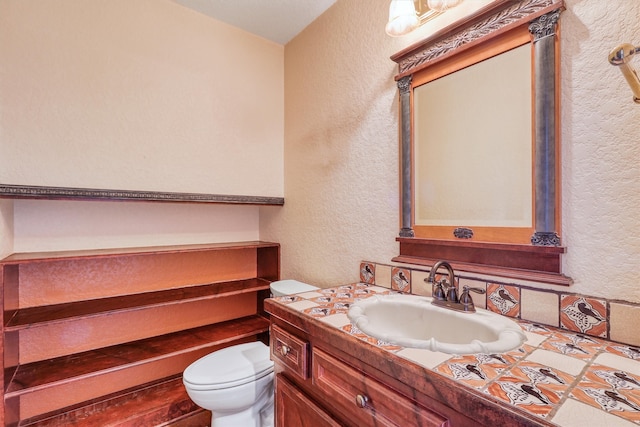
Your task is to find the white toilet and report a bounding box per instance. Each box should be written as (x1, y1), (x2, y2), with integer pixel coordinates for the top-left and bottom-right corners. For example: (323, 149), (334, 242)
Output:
(183, 280), (318, 427)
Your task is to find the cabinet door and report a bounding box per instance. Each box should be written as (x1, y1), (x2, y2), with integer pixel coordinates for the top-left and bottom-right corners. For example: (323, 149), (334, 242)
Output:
(275, 374), (341, 427)
(313, 349), (449, 427)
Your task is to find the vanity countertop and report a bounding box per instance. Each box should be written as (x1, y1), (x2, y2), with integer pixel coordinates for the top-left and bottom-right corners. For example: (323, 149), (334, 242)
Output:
(265, 283), (640, 427)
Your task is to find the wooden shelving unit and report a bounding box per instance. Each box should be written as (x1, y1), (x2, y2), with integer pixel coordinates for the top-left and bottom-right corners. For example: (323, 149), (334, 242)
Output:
(0, 241), (279, 426)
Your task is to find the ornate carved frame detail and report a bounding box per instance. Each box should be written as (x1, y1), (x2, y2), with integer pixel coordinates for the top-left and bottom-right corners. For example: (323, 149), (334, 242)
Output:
(391, 0), (571, 285)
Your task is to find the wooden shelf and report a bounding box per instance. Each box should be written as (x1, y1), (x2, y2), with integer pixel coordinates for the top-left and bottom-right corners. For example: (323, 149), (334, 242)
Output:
(5, 315), (269, 399)
(0, 241), (279, 264)
(0, 241), (280, 425)
(4, 278), (270, 330)
(18, 375), (209, 427)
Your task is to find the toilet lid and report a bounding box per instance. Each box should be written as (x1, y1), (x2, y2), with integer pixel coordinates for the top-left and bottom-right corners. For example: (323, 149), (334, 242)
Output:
(183, 341), (274, 389)
(270, 279), (318, 295)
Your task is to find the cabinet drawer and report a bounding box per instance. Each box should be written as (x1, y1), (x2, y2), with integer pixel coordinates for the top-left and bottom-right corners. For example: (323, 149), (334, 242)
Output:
(313, 348), (449, 427)
(271, 324), (309, 380)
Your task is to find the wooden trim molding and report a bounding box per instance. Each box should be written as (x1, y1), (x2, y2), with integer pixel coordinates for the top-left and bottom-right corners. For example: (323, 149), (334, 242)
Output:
(394, 237), (572, 286)
(0, 184), (284, 206)
(391, 0), (563, 78)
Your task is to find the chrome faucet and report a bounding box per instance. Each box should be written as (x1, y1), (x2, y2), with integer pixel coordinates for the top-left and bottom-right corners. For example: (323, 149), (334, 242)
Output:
(426, 260), (485, 313)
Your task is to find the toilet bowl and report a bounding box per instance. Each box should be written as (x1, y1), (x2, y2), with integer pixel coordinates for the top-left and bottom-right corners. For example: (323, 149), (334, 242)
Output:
(183, 341), (274, 427)
(183, 280), (319, 427)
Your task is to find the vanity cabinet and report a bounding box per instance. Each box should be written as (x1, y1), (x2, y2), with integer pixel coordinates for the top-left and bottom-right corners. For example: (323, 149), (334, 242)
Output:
(267, 296), (554, 427)
(313, 348), (449, 427)
(270, 318), (473, 427)
(275, 374), (341, 427)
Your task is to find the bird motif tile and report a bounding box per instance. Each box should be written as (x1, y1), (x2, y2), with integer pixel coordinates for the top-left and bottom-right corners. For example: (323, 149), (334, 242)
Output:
(519, 322), (556, 336)
(486, 360), (574, 419)
(391, 267), (411, 293)
(570, 364), (640, 423)
(305, 284), (392, 318)
(436, 354), (506, 389)
(341, 323), (402, 352)
(359, 262), (375, 284)
(273, 295), (303, 304)
(606, 344), (640, 361)
(487, 284), (520, 317)
(540, 331), (606, 360)
(561, 295), (607, 338)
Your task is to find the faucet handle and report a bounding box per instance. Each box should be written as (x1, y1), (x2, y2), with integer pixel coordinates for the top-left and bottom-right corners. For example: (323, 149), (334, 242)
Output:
(459, 286), (486, 311)
(429, 278), (447, 301)
(445, 279), (459, 303)
(462, 285), (486, 294)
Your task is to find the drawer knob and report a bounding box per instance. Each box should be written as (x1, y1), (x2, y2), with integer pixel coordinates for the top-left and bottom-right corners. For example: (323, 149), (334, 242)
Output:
(355, 394), (369, 408)
(280, 345), (290, 357)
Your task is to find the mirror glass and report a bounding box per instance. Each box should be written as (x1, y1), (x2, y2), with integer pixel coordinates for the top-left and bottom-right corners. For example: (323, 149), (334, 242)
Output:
(413, 44), (532, 228)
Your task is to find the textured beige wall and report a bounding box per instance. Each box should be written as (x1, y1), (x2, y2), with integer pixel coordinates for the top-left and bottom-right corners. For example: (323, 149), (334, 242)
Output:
(561, 0), (640, 302)
(0, 201), (13, 258)
(0, 0), (283, 197)
(0, 0), (282, 254)
(261, 0), (640, 303)
(260, 0), (406, 286)
(11, 199), (259, 253)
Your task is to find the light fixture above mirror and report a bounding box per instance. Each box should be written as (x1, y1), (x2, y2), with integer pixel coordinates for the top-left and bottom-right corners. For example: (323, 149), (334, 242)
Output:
(426, 0), (464, 13)
(385, 0), (419, 37)
(385, 0), (466, 37)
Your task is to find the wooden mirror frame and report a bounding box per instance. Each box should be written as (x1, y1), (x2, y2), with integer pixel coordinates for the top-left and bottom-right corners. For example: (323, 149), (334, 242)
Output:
(391, 0), (571, 285)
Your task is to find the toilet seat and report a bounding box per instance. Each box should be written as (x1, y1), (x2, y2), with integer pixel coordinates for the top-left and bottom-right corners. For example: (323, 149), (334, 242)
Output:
(183, 341), (274, 391)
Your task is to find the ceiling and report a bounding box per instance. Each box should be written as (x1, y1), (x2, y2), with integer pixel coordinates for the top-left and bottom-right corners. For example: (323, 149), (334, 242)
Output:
(173, 0), (337, 45)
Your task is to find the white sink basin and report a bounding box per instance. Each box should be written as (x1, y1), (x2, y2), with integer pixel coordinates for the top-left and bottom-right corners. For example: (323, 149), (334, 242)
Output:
(347, 293), (526, 355)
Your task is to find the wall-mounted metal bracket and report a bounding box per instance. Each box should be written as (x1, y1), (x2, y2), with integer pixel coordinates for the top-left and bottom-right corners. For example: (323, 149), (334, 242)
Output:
(609, 43), (640, 104)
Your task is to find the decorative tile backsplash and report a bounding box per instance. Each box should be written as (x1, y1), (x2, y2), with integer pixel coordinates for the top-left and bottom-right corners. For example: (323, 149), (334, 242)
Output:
(359, 261), (640, 348)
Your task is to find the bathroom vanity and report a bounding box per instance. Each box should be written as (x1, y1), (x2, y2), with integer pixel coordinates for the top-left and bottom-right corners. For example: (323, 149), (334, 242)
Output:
(266, 288), (550, 427)
(266, 284), (640, 427)
(270, 322), (461, 427)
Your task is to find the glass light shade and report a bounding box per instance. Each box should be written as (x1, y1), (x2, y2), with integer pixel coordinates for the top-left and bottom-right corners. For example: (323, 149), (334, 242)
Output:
(427, 0), (464, 12)
(385, 0), (419, 37)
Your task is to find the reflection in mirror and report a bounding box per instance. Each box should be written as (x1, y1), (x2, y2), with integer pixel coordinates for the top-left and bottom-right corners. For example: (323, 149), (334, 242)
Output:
(414, 44), (532, 229)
